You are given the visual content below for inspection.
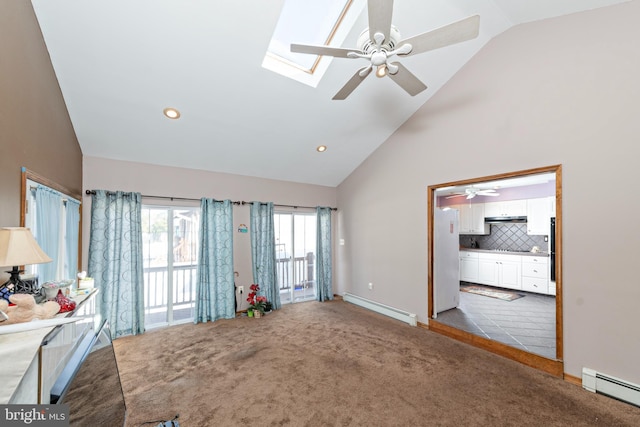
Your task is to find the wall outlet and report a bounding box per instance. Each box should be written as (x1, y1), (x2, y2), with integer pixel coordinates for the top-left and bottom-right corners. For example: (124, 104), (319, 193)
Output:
(368, 282), (373, 290)
(238, 286), (244, 294)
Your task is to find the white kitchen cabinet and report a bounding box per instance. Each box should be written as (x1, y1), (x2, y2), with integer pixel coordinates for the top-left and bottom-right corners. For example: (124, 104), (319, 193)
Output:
(459, 251), (479, 282)
(521, 256), (549, 294)
(477, 253), (522, 290)
(484, 200), (527, 218)
(454, 203), (489, 235)
(500, 256), (522, 289)
(478, 255), (499, 286)
(526, 197), (552, 235)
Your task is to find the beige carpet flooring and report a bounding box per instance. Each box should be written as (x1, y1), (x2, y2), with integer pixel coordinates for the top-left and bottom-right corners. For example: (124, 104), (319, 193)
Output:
(113, 300), (640, 426)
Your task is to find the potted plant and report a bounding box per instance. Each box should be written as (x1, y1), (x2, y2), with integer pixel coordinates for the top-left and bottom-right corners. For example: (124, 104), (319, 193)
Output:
(246, 284), (267, 318)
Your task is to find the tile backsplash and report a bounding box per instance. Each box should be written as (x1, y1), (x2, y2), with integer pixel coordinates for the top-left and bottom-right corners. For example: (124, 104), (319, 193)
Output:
(460, 223), (548, 252)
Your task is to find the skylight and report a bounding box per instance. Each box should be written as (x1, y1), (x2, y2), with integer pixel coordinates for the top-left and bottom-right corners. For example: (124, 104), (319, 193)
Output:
(263, 0), (366, 87)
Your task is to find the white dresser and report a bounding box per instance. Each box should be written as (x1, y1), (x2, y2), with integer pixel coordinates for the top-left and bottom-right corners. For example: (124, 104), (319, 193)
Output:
(0, 290), (98, 404)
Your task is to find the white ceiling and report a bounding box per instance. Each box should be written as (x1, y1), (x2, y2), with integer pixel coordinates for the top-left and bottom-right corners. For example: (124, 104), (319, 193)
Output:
(31, 0), (629, 187)
(436, 172), (556, 198)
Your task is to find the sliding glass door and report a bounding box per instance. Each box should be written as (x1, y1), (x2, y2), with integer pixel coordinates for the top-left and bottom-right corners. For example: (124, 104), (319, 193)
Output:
(141, 206), (199, 328)
(274, 212), (317, 304)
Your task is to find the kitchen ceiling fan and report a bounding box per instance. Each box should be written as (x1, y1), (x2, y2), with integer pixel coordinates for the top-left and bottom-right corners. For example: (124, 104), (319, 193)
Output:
(290, 0), (480, 100)
(446, 187), (500, 200)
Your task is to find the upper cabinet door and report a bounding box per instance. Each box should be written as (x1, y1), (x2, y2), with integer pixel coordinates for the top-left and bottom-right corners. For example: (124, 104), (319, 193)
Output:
(455, 203), (489, 235)
(527, 198), (552, 235)
(484, 200), (527, 217)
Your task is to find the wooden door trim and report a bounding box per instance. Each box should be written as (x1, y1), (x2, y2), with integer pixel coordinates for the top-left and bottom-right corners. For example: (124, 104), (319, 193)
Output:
(427, 165), (563, 374)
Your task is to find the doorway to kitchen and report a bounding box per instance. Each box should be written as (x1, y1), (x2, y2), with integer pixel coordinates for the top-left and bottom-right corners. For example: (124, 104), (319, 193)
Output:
(428, 165), (563, 376)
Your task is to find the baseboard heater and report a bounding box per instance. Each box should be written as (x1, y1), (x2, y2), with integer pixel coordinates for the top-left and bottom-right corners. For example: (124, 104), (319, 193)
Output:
(582, 368), (640, 407)
(343, 293), (417, 327)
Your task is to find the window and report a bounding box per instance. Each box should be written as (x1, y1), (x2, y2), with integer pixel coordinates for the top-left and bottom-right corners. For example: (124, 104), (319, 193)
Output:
(24, 178), (81, 282)
(142, 206), (200, 328)
(274, 211), (317, 304)
(263, 0), (365, 87)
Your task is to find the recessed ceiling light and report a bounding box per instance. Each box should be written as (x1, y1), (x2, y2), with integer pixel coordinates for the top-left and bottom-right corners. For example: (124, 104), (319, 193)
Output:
(163, 107), (180, 119)
(317, 145), (327, 152)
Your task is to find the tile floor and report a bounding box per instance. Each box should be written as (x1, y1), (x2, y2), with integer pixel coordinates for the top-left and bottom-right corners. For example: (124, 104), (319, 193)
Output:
(435, 284), (556, 360)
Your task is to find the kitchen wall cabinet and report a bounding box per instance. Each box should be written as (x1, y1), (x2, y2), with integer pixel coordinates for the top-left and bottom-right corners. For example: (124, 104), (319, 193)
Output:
(484, 200), (527, 218)
(526, 197), (552, 235)
(453, 203), (489, 235)
(522, 256), (549, 294)
(478, 253), (522, 290)
(459, 251), (479, 282)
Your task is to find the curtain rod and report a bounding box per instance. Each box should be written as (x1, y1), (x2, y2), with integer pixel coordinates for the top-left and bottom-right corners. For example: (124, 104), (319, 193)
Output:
(85, 191), (336, 210)
(31, 185), (72, 203)
(241, 201), (337, 211)
(85, 190), (239, 204)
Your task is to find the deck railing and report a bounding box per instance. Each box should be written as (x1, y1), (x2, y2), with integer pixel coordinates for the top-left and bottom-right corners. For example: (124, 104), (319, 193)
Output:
(276, 252), (314, 291)
(143, 252), (315, 312)
(144, 264), (197, 312)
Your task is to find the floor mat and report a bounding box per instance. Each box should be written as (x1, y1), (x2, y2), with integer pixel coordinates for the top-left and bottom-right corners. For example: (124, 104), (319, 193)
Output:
(460, 284), (525, 301)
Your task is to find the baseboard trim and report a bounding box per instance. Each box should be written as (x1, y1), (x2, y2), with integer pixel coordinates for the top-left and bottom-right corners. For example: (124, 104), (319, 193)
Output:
(564, 373), (581, 386)
(417, 321), (429, 330)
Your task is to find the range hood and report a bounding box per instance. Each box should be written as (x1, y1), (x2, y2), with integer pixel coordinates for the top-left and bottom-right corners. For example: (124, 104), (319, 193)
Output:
(484, 216), (527, 224)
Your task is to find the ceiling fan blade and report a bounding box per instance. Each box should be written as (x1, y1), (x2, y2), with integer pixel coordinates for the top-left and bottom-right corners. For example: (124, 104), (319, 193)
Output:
(290, 44), (357, 58)
(367, 0), (394, 43)
(332, 66), (372, 100)
(398, 15), (480, 57)
(445, 194), (466, 199)
(479, 192), (500, 197)
(386, 62), (427, 96)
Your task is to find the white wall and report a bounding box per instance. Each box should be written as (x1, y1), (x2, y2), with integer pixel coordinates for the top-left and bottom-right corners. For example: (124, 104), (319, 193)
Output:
(336, 1), (640, 382)
(82, 156), (337, 310)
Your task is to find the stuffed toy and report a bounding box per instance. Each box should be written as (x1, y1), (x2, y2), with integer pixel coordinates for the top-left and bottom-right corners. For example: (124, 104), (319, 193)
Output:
(0, 293), (60, 325)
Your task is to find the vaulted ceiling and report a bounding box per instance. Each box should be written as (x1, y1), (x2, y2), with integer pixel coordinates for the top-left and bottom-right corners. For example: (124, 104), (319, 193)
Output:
(31, 0), (629, 187)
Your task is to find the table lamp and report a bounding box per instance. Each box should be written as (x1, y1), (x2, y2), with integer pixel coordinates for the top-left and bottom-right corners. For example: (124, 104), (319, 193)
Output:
(0, 227), (52, 299)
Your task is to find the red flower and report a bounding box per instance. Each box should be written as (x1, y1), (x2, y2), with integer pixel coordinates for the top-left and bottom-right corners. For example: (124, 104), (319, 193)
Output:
(246, 284), (267, 314)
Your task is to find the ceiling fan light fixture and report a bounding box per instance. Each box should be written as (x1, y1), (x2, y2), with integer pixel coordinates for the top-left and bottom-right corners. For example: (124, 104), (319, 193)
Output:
(163, 107), (180, 119)
(316, 145), (327, 152)
(290, 3), (480, 100)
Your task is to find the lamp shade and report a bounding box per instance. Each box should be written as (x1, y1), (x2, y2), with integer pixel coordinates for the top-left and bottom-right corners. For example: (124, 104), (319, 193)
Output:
(0, 227), (52, 267)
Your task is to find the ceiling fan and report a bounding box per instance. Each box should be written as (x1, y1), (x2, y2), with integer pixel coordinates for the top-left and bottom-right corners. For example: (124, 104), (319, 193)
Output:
(290, 0), (480, 100)
(446, 187), (500, 200)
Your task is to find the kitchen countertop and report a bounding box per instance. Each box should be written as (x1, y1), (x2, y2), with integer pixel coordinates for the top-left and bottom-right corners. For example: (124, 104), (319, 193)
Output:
(460, 248), (549, 257)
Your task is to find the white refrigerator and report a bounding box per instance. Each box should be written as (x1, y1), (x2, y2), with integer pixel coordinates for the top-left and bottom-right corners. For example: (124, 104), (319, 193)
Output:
(434, 208), (460, 316)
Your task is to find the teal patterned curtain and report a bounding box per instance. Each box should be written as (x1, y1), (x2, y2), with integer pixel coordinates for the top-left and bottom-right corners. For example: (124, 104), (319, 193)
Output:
(34, 186), (62, 282)
(194, 199), (235, 323)
(88, 190), (144, 338)
(250, 202), (280, 310)
(64, 198), (81, 279)
(316, 207), (333, 301)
